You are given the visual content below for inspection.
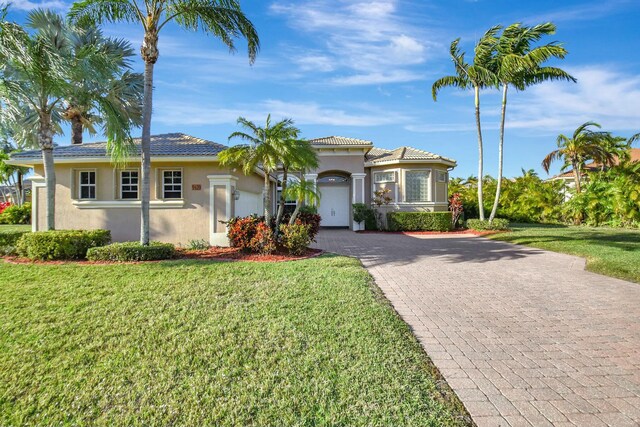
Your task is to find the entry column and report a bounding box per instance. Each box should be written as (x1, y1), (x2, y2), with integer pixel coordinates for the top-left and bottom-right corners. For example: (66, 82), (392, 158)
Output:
(351, 173), (366, 230)
(207, 175), (238, 246)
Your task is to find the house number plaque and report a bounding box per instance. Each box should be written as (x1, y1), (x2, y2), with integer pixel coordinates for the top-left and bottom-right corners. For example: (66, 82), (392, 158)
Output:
(192, 184), (202, 191)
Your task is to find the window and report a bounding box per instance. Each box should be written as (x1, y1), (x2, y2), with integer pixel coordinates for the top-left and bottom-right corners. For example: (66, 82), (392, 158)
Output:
(317, 175), (348, 184)
(437, 171), (448, 183)
(405, 170), (430, 202)
(78, 171), (96, 200)
(277, 174), (299, 214)
(121, 170), (139, 199)
(374, 171), (395, 183)
(163, 170), (182, 199)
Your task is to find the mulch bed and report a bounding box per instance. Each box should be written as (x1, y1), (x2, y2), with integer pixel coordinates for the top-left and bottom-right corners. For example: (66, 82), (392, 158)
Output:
(176, 247), (324, 262)
(1, 247), (324, 265)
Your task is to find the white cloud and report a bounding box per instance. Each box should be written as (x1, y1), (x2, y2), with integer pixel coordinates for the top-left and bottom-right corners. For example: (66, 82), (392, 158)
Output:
(5, 0), (67, 10)
(154, 99), (411, 127)
(271, 0), (440, 85)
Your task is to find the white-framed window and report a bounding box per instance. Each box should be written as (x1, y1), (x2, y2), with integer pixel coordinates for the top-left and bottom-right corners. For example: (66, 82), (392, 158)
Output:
(121, 170), (139, 199)
(437, 171), (448, 183)
(277, 174), (299, 212)
(78, 170), (96, 200)
(405, 170), (430, 202)
(374, 171), (395, 183)
(163, 170), (183, 199)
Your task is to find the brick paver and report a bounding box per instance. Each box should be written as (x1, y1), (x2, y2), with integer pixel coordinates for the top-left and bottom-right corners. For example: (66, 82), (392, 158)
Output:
(314, 230), (640, 427)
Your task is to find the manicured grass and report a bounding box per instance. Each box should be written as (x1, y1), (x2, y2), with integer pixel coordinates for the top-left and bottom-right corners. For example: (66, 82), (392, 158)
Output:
(0, 256), (470, 426)
(0, 224), (30, 233)
(489, 223), (640, 283)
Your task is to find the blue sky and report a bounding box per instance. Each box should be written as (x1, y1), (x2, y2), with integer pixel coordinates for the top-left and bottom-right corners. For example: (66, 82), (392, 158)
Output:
(5, 0), (640, 178)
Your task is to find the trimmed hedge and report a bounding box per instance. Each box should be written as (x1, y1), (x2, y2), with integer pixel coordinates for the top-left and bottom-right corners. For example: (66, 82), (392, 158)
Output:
(387, 211), (452, 232)
(87, 242), (176, 262)
(466, 218), (510, 231)
(16, 229), (111, 260)
(0, 230), (30, 255)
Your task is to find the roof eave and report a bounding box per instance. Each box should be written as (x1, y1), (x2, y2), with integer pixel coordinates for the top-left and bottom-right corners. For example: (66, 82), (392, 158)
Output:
(7, 155), (222, 166)
(365, 158), (457, 168)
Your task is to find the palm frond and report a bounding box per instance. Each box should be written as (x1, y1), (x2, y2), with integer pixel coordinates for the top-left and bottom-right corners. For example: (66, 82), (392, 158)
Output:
(68, 0), (142, 26)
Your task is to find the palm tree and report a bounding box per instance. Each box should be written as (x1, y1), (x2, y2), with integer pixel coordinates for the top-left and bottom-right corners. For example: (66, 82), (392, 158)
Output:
(28, 10), (143, 161)
(432, 26), (500, 220)
(274, 138), (319, 230)
(218, 115), (299, 225)
(542, 121), (618, 193)
(69, 0), (259, 245)
(488, 22), (576, 221)
(285, 180), (321, 225)
(0, 11), (71, 230)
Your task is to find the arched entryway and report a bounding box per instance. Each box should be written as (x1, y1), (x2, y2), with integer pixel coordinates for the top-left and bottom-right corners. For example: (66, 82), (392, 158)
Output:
(317, 171), (351, 227)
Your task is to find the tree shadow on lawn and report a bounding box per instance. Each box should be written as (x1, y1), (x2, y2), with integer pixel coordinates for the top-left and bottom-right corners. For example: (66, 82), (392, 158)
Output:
(497, 229), (640, 253)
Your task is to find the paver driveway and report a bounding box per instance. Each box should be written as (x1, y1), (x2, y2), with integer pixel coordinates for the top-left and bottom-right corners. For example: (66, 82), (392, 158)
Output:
(314, 230), (640, 427)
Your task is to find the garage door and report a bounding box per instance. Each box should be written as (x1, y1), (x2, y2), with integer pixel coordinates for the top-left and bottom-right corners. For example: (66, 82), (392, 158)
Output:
(318, 186), (350, 227)
(235, 191), (263, 217)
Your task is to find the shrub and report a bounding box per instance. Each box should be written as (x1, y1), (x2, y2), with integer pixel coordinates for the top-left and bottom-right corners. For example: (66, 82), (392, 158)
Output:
(466, 218), (510, 231)
(279, 222), (312, 255)
(186, 239), (210, 250)
(387, 212), (452, 232)
(249, 222), (276, 254)
(299, 205), (317, 215)
(0, 230), (29, 256)
(297, 212), (321, 241)
(0, 202), (30, 224)
(449, 193), (464, 228)
(87, 242), (176, 262)
(16, 229), (111, 260)
(353, 203), (377, 230)
(226, 216), (262, 251)
(0, 201), (10, 215)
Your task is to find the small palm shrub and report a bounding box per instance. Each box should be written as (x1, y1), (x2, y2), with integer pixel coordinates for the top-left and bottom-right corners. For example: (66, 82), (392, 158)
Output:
(87, 242), (175, 262)
(466, 218), (510, 231)
(16, 229), (111, 260)
(279, 222), (312, 256)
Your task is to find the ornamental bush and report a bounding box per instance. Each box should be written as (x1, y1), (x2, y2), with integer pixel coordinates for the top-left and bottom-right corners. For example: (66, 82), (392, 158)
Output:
(0, 203), (31, 225)
(16, 229), (111, 260)
(249, 222), (276, 255)
(0, 230), (29, 256)
(279, 222), (312, 255)
(353, 203), (377, 230)
(387, 211), (452, 232)
(87, 242), (176, 262)
(466, 218), (510, 231)
(226, 216), (262, 251)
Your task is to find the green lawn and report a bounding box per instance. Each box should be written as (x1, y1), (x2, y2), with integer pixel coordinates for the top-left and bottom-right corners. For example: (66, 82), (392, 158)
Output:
(0, 255), (470, 426)
(489, 223), (640, 283)
(0, 224), (30, 233)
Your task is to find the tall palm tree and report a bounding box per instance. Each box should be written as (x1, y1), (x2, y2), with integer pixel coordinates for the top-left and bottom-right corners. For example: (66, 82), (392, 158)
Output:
(432, 26), (500, 220)
(218, 115), (299, 225)
(69, 0), (259, 245)
(274, 138), (319, 230)
(285, 180), (321, 225)
(28, 10), (143, 161)
(488, 22), (576, 221)
(542, 121), (618, 193)
(0, 11), (71, 230)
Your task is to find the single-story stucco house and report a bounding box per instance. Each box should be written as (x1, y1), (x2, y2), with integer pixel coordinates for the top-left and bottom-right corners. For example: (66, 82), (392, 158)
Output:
(8, 133), (456, 245)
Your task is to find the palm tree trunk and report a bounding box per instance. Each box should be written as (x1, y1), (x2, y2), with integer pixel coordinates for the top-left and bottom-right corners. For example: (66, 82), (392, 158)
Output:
(489, 83), (508, 222)
(38, 112), (56, 230)
(263, 172), (271, 225)
(572, 163), (582, 194)
(70, 114), (83, 145)
(274, 168), (287, 234)
(16, 170), (23, 206)
(289, 202), (301, 225)
(474, 85), (485, 220)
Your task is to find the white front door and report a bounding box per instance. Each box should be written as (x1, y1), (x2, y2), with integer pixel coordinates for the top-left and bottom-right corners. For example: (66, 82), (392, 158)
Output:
(318, 185), (350, 227)
(235, 191), (263, 217)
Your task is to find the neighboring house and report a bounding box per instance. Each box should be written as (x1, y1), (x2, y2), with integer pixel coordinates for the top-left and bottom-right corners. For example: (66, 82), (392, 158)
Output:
(8, 133), (456, 245)
(548, 148), (640, 200)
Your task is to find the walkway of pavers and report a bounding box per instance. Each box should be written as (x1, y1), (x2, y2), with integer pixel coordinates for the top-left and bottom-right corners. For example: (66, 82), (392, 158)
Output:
(314, 230), (640, 427)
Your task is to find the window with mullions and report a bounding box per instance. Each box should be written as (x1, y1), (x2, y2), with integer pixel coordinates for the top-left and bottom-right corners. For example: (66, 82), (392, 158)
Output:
(78, 171), (96, 200)
(163, 170), (182, 199)
(121, 170), (139, 199)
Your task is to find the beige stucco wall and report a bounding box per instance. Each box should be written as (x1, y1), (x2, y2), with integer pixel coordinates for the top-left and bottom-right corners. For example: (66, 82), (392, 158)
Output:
(32, 162), (262, 244)
(313, 153), (366, 175)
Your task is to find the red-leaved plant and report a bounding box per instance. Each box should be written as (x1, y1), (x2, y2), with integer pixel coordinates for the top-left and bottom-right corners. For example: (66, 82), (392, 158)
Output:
(0, 202), (11, 214)
(449, 193), (464, 228)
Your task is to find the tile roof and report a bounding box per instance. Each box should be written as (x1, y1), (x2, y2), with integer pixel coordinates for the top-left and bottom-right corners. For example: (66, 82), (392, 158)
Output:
(308, 136), (373, 146)
(366, 146), (456, 164)
(10, 133), (227, 160)
(551, 148), (640, 179)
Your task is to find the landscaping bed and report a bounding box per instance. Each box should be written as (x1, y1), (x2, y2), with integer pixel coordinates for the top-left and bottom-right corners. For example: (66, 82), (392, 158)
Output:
(178, 246), (323, 262)
(0, 256), (471, 426)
